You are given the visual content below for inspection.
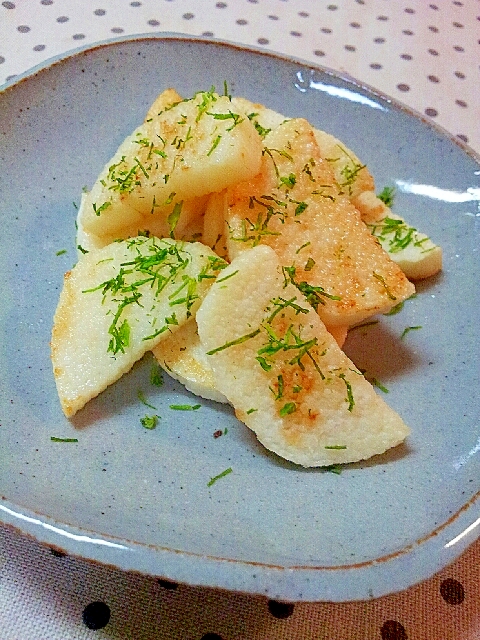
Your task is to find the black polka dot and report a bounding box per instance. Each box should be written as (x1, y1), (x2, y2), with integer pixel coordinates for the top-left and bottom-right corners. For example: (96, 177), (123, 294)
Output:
(268, 15), (279, 20)
(56, 15), (69, 23)
(148, 19), (160, 26)
(428, 75), (440, 82)
(321, 27), (332, 34)
(455, 99), (468, 108)
(257, 38), (269, 45)
(350, 22), (361, 28)
(440, 578), (465, 604)
(40, 0), (53, 4)
(429, 25), (439, 32)
(425, 107), (438, 117)
(17, 25), (31, 33)
(380, 620), (408, 640)
(429, 3), (439, 8)
(94, 8), (105, 16)
(345, 44), (356, 52)
(404, 7), (415, 14)
(216, 2), (227, 7)
(298, 11), (309, 18)
(111, 27), (124, 33)
(454, 70), (465, 79)
(72, 33), (85, 40)
(202, 31), (214, 37)
(236, 19), (247, 25)
(402, 29), (414, 35)
(33, 44), (46, 51)
(453, 45), (464, 52)
(314, 50), (325, 57)
(377, 15), (389, 21)
(82, 601), (111, 630)
(428, 48), (439, 56)
(2, 1), (15, 8)
(400, 53), (413, 60)
(397, 83), (410, 91)
(327, 4), (338, 10)
(290, 31), (302, 37)
(374, 37), (385, 43)
(130, 1), (141, 6)
(158, 578), (179, 590)
(183, 12), (194, 19)
(370, 63), (383, 69)
(267, 599), (295, 619)
(456, 134), (468, 143)
(452, 21), (464, 28)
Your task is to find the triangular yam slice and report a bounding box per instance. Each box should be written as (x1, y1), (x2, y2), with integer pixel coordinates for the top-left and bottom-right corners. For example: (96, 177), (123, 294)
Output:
(51, 236), (223, 417)
(197, 245), (410, 467)
(81, 89), (263, 239)
(357, 191), (443, 280)
(232, 97), (441, 280)
(225, 118), (415, 326)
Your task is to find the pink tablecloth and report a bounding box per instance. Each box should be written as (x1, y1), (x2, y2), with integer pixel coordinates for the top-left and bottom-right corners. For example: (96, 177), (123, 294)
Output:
(1, 1), (479, 638)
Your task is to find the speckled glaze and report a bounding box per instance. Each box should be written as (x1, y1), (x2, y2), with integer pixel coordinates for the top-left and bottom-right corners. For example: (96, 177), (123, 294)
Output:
(0, 35), (479, 602)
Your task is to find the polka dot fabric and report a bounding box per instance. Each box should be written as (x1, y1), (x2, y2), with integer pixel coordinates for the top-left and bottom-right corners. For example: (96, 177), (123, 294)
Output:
(0, 0), (478, 152)
(1, 525), (480, 639)
(0, 1), (479, 638)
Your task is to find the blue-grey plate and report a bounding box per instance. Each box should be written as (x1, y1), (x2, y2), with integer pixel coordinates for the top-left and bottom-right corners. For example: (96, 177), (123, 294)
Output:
(1, 34), (479, 602)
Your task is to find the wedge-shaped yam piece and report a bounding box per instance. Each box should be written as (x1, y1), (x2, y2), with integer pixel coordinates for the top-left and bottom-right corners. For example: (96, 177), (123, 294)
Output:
(230, 97), (288, 134)
(225, 118), (415, 326)
(51, 236), (223, 417)
(356, 191), (442, 280)
(152, 318), (228, 404)
(144, 88), (183, 122)
(230, 97), (442, 280)
(76, 192), (208, 256)
(81, 89), (263, 238)
(197, 245), (410, 467)
(231, 97), (375, 198)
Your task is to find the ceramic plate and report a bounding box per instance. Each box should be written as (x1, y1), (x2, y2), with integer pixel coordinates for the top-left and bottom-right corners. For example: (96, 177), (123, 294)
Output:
(1, 35), (479, 602)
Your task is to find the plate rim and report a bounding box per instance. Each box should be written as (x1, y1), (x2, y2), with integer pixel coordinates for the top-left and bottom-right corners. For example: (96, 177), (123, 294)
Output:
(2, 31), (479, 163)
(1, 32), (479, 602)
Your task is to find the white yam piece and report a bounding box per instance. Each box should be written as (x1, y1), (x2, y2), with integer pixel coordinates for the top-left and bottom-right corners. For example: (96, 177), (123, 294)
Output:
(152, 318), (228, 404)
(51, 236), (221, 417)
(225, 117), (415, 327)
(81, 90), (263, 239)
(197, 245), (410, 467)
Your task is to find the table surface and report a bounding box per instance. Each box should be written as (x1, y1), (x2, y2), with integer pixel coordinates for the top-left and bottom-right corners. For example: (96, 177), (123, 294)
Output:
(1, 1), (479, 639)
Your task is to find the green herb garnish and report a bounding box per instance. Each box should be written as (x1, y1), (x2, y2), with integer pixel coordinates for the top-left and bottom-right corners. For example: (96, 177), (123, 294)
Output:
(207, 467), (233, 487)
(50, 436), (78, 443)
(150, 364), (164, 387)
(169, 404), (201, 411)
(141, 414), (159, 429)
(138, 390), (157, 410)
(401, 325), (422, 339)
(377, 186), (396, 207)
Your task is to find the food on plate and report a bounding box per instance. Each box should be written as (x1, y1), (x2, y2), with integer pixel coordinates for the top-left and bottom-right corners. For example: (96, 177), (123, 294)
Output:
(238, 97), (443, 280)
(51, 85), (442, 466)
(78, 87), (263, 245)
(196, 245), (410, 467)
(51, 236), (224, 417)
(152, 318), (228, 404)
(221, 116), (416, 327)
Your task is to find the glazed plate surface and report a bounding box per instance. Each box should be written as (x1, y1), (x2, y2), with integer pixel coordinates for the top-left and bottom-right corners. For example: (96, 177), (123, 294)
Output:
(0, 35), (479, 602)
